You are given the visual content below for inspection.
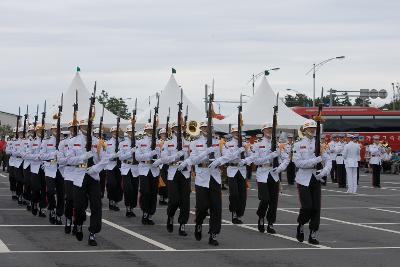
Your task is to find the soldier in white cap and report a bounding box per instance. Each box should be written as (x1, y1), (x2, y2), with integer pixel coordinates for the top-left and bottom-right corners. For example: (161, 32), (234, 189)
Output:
(342, 134), (360, 193)
(153, 121), (191, 236)
(117, 125), (139, 218)
(40, 123), (64, 224)
(5, 127), (18, 200)
(158, 127), (169, 205)
(336, 134), (347, 188)
(104, 125), (123, 211)
(178, 120), (223, 246)
(219, 125), (249, 224)
(293, 119), (331, 245)
(13, 127), (25, 205)
(68, 119), (108, 246)
(20, 125), (34, 209)
(27, 124), (47, 217)
(328, 134), (339, 183)
(93, 127), (107, 198)
(241, 122), (288, 234)
(285, 133), (296, 185)
(367, 135), (384, 188)
(135, 122), (161, 225)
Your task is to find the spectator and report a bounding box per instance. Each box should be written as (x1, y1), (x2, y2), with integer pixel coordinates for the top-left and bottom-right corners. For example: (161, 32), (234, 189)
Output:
(390, 152), (400, 174)
(382, 147), (392, 174)
(0, 137), (6, 171)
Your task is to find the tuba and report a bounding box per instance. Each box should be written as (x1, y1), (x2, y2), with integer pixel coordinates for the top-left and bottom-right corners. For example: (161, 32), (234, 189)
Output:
(186, 120), (200, 140)
(297, 126), (305, 139)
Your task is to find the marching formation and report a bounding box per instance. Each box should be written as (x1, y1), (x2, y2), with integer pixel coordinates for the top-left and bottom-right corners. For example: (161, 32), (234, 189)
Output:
(3, 83), (387, 248)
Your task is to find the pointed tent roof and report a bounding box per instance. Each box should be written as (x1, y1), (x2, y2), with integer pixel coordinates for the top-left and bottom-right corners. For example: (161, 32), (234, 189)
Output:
(48, 71), (127, 126)
(215, 76), (305, 131)
(136, 74), (205, 126)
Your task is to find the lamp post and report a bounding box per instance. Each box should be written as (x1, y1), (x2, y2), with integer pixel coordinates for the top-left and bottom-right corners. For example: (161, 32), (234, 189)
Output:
(306, 56), (345, 107)
(249, 67), (280, 95)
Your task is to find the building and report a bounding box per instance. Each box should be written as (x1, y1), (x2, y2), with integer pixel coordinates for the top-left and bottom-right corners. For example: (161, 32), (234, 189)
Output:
(0, 111), (18, 127)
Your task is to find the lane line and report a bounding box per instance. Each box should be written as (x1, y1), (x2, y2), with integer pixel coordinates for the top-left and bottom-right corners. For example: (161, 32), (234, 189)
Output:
(369, 208), (400, 215)
(0, 174), (7, 178)
(279, 208), (400, 235)
(86, 212), (175, 251)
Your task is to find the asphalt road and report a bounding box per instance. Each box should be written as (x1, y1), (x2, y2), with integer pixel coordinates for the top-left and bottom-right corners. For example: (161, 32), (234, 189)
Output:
(0, 169), (400, 267)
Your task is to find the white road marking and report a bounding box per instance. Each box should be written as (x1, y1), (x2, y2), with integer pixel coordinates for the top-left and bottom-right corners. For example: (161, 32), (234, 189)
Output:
(360, 185), (400, 192)
(279, 208), (400, 235)
(86, 212), (175, 251)
(0, 174), (7, 178)
(0, 238), (10, 252)
(369, 208), (400, 215)
(321, 188), (349, 194)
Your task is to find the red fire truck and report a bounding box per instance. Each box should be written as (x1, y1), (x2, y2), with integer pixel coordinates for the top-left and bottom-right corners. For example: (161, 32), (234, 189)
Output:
(291, 106), (400, 151)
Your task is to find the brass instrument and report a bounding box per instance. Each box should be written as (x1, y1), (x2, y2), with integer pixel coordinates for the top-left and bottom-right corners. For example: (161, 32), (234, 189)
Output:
(186, 120), (200, 140)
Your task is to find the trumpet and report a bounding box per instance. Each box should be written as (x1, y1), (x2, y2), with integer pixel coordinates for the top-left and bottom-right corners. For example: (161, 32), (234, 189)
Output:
(297, 126), (304, 139)
(186, 120), (201, 140)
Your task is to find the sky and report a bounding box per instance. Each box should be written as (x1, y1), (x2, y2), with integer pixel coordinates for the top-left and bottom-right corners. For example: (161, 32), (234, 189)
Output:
(0, 0), (399, 117)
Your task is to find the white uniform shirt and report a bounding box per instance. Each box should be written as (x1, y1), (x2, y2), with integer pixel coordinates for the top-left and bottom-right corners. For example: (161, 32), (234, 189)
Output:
(367, 143), (384, 165)
(12, 138), (24, 168)
(25, 137), (42, 174)
(160, 134), (191, 180)
(135, 135), (160, 177)
(342, 141), (361, 168)
(105, 137), (118, 170)
(40, 136), (58, 178)
(5, 139), (15, 167)
(58, 137), (71, 180)
(118, 138), (139, 177)
(221, 138), (248, 178)
(334, 141), (345, 164)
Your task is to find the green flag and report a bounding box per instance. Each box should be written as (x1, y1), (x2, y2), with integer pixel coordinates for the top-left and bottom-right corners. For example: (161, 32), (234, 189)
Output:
(172, 68), (176, 74)
(77, 66), (81, 72)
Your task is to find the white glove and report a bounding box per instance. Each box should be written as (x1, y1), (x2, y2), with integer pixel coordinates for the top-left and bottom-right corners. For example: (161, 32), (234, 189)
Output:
(270, 151), (279, 158)
(239, 147), (246, 153)
(315, 170), (324, 181)
(238, 160), (245, 167)
(207, 147), (215, 154)
(86, 167), (96, 176)
(270, 167), (278, 175)
(313, 156), (322, 164)
(152, 158), (162, 167)
(150, 150), (158, 156)
(176, 150), (186, 158)
(83, 151), (93, 160)
(208, 160), (220, 169)
(131, 147), (136, 153)
(177, 160), (189, 171)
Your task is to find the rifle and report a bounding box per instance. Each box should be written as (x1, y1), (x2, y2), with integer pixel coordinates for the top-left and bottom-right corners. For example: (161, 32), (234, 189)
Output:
(99, 105), (104, 139)
(177, 89), (184, 159)
(33, 105), (39, 138)
(166, 107), (170, 139)
(131, 98), (138, 164)
(41, 100), (46, 141)
(150, 93), (160, 161)
(238, 94), (244, 159)
(207, 88), (214, 160)
(314, 89), (325, 182)
(183, 105), (188, 138)
(116, 114), (121, 168)
(22, 105), (28, 139)
(55, 94), (63, 148)
(271, 94), (279, 169)
(16, 107), (21, 139)
(86, 82), (96, 167)
(72, 90), (79, 137)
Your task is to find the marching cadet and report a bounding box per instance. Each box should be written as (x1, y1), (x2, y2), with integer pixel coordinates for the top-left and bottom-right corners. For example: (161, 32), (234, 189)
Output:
(241, 123), (288, 234)
(342, 134), (360, 194)
(21, 125), (34, 210)
(178, 121), (223, 246)
(136, 122), (161, 225)
(153, 121), (191, 236)
(293, 119), (331, 245)
(94, 128), (107, 198)
(285, 134), (296, 185)
(335, 134), (346, 188)
(13, 127), (25, 206)
(105, 126), (123, 211)
(328, 134), (338, 183)
(41, 123), (64, 224)
(367, 135), (384, 188)
(220, 125), (248, 224)
(6, 127), (18, 200)
(158, 128), (168, 205)
(67, 119), (107, 246)
(118, 125), (139, 218)
(28, 125), (47, 217)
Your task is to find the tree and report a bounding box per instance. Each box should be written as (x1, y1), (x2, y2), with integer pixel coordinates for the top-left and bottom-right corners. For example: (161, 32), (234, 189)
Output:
(284, 93), (313, 107)
(338, 95), (352, 106)
(354, 97), (370, 107)
(0, 125), (12, 138)
(96, 90), (131, 120)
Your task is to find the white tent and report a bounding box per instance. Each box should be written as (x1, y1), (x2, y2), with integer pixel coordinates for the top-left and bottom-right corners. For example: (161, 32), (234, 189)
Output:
(136, 74), (205, 126)
(215, 76), (304, 131)
(48, 71), (127, 127)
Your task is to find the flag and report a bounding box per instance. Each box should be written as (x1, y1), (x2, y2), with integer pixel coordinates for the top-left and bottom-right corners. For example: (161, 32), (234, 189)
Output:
(210, 103), (225, 120)
(172, 68), (176, 74)
(77, 66), (81, 72)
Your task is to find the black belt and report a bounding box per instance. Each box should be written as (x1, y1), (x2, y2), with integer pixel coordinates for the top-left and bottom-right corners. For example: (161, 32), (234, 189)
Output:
(337, 154), (342, 156)
(197, 163), (208, 168)
(228, 163), (240, 167)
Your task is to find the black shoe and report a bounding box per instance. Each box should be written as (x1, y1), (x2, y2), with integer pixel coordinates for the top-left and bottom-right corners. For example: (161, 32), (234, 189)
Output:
(76, 226), (83, 241)
(258, 217), (265, 233)
(65, 224), (72, 234)
(38, 210), (46, 218)
(49, 211), (56, 224)
(267, 224), (276, 234)
(32, 207), (38, 216)
(308, 231), (319, 245)
(142, 215), (148, 225)
(146, 218), (155, 225)
(55, 217), (63, 225)
(296, 224), (304, 242)
(12, 195), (18, 200)
(26, 204), (31, 211)
(232, 217), (243, 224)
(113, 205), (120, 211)
(159, 199), (168, 206)
(195, 224), (202, 241)
(88, 232), (97, 246)
(208, 234), (219, 246)
(126, 211), (134, 218)
(167, 217), (173, 233)
(72, 224), (77, 236)
(22, 200), (27, 205)
(179, 224), (187, 236)
(18, 199), (23, 206)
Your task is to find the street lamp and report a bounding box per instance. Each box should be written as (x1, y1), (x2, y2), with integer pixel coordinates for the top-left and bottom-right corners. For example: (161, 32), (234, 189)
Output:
(306, 56), (345, 107)
(249, 67), (280, 95)
(286, 88), (305, 95)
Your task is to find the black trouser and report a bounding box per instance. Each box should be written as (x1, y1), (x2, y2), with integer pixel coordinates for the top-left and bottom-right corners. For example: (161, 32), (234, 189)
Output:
(122, 171), (139, 208)
(167, 171), (191, 224)
(195, 177), (222, 235)
(257, 174), (280, 224)
(64, 180), (74, 221)
(139, 172), (158, 215)
(73, 175), (102, 234)
(23, 166), (31, 201)
(357, 162), (360, 185)
(8, 166), (16, 192)
(228, 172), (247, 217)
(297, 175), (321, 231)
(158, 165), (168, 199)
(106, 166), (123, 203)
(99, 170), (106, 198)
(31, 168), (47, 209)
(246, 165), (252, 180)
(15, 165), (24, 197)
(286, 162), (296, 185)
(337, 163), (346, 188)
(372, 164), (381, 187)
(46, 170), (65, 217)
(330, 160), (337, 183)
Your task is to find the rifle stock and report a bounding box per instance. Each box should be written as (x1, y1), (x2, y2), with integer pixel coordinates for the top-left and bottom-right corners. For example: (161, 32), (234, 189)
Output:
(86, 82), (96, 167)
(271, 94), (279, 168)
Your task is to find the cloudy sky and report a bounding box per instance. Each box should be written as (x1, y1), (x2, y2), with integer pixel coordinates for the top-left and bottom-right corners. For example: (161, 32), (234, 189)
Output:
(1, 0), (399, 116)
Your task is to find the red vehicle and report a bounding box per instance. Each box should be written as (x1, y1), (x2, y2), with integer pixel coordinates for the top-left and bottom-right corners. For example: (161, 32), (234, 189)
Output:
(291, 106), (400, 151)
